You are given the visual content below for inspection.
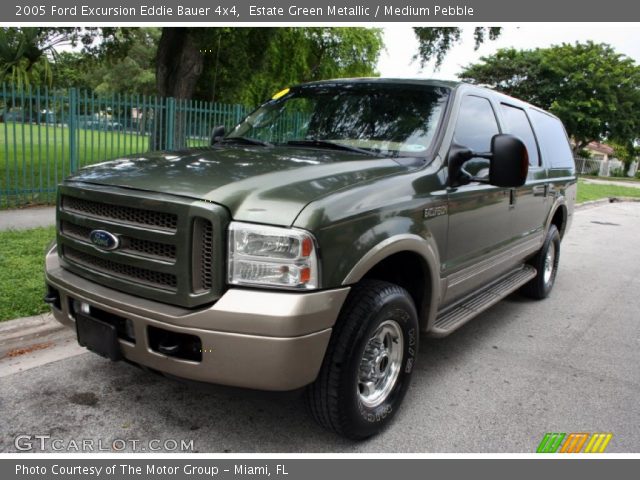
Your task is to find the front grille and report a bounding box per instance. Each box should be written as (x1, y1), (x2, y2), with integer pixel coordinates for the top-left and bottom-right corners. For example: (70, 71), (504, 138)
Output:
(128, 237), (177, 261)
(62, 195), (178, 231)
(61, 221), (177, 261)
(57, 185), (226, 308)
(64, 246), (177, 290)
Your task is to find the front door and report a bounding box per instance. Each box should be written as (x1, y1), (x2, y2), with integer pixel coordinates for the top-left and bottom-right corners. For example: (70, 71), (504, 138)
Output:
(443, 95), (512, 304)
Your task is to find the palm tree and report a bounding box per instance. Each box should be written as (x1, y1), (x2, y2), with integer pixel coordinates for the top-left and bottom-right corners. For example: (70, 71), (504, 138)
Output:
(0, 28), (65, 87)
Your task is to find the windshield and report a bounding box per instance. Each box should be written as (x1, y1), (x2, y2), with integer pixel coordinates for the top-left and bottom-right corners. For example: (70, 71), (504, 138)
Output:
(226, 83), (450, 157)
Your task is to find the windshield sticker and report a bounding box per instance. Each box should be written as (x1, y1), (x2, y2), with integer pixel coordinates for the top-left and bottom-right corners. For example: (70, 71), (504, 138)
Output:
(272, 88), (290, 100)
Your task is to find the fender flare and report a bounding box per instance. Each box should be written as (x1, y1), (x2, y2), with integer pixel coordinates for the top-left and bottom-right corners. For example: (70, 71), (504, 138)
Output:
(341, 233), (442, 331)
(545, 196), (568, 237)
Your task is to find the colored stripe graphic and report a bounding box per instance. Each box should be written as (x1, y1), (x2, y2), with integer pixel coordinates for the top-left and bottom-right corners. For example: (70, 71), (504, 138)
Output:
(584, 433), (613, 453)
(537, 433), (566, 453)
(560, 433), (589, 453)
(537, 433), (613, 453)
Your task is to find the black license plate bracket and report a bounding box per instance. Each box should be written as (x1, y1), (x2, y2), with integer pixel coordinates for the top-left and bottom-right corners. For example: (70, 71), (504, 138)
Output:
(76, 313), (123, 361)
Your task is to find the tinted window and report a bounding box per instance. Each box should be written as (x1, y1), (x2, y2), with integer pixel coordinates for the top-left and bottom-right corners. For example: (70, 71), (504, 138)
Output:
(500, 104), (540, 166)
(528, 110), (574, 169)
(454, 96), (499, 152)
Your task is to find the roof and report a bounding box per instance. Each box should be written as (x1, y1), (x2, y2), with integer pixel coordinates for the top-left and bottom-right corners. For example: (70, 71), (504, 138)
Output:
(290, 77), (555, 121)
(586, 141), (615, 155)
(296, 77), (461, 89)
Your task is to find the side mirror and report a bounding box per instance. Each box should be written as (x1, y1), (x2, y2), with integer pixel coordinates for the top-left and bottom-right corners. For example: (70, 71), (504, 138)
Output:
(488, 134), (529, 188)
(448, 134), (528, 188)
(210, 125), (225, 145)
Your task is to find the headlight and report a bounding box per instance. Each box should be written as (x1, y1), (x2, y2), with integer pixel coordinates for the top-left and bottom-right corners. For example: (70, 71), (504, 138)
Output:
(227, 222), (319, 289)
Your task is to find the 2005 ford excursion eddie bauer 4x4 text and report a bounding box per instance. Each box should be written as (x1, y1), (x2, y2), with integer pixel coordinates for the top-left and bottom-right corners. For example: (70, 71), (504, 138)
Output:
(44, 79), (576, 439)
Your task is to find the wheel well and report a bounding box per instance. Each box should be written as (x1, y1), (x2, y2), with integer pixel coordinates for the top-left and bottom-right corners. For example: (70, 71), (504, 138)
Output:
(361, 251), (431, 327)
(551, 206), (567, 238)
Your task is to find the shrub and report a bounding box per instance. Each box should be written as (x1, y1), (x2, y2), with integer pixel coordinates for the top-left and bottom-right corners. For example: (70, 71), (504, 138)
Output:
(609, 167), (627, 178)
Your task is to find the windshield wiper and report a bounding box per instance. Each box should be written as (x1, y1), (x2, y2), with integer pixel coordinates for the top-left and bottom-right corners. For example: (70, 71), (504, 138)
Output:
(286, 139), (384, 157)
(221, 136), (272, 147)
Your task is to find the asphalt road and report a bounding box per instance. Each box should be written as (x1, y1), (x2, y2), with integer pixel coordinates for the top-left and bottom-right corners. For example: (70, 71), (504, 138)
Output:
(1, 202), (639, 453)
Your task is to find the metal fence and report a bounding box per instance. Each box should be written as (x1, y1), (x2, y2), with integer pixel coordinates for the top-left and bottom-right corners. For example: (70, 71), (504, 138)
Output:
(0, 84), (252, 208)
(574, 156), (629, 177)
(574, 156), (603, 176)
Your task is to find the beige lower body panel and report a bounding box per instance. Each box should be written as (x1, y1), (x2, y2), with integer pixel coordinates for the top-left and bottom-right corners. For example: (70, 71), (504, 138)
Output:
(45, 249), (346, 391)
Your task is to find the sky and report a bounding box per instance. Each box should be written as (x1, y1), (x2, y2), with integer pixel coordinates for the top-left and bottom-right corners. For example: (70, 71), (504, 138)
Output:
(378, 25), (640, 80)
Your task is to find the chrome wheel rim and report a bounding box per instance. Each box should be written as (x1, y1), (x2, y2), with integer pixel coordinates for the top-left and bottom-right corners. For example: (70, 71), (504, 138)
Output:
(544, 242), (556, 285)
(357, 319), (404, 408)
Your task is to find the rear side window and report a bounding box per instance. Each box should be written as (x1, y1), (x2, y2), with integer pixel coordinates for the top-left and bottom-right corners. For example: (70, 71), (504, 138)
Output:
(528, 110), (574, 169)
(500, 104), (540, 166)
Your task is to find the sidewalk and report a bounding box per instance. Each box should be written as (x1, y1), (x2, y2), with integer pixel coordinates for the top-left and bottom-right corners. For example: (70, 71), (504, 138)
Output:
(0, 206), (55, 230)
(582, 178), (640, 189)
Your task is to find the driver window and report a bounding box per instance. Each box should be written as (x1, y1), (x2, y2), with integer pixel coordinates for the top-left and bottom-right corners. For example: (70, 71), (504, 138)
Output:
(453, 96), (500, 177)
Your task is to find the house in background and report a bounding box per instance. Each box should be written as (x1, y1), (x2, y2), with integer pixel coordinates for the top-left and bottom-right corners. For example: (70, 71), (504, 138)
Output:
(585, 141), (614, 162)
(574, 141), (628, 176)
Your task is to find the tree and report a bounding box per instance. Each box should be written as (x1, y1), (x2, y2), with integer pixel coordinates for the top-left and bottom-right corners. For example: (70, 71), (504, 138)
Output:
(413, 27), (502, 68)
(50, 51), (94, 90)
(87, 28), (159, 95)
(610, 141), (640, 174)
(154, 27), (383, 148)
(195, 28), (383, 106)
(0, 28), (69, 86)
(155, 28), (383, 105)
(459, 42), (640, 152)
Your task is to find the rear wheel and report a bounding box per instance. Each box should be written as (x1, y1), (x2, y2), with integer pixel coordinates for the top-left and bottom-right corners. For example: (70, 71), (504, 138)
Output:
(306, 280), (419, 439)
(521, 225), (561, 299)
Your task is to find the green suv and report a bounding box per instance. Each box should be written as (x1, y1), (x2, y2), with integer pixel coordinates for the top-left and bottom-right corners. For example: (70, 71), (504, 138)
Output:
(44, 79), (576, 439)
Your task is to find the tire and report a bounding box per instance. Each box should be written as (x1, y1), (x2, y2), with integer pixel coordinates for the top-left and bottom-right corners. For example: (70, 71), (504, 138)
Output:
(521, 224), (561, 299)
(306, 279), (419, 439)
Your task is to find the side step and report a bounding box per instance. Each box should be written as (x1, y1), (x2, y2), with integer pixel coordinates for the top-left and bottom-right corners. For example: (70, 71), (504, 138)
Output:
(431, 265), (537, 337)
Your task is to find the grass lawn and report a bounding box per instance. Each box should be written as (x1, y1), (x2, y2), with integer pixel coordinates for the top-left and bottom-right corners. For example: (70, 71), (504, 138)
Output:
(577, 179), (640, 203)
(0, 226), (56, 321)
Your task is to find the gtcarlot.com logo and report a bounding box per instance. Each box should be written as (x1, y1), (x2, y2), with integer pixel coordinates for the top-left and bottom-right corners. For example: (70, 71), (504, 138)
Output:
(14, 435), (194, 452)
(536, 432), (613, 453)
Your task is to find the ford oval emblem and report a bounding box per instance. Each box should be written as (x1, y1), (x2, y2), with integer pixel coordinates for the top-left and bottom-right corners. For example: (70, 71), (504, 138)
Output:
(89, 230), (120, 250)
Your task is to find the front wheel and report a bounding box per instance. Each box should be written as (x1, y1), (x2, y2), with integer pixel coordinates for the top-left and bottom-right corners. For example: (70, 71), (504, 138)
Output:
(306, 280), (419, 439)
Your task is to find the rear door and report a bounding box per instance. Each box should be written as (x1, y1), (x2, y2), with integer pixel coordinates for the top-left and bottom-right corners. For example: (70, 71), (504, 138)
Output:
(498, 103), (549, 247)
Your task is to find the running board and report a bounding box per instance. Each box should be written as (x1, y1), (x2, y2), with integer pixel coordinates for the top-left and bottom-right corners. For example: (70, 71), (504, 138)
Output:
(431, 265), (537, 337)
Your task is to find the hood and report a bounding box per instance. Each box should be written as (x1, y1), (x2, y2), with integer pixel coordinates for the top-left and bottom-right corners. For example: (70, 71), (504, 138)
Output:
(67, 145), (419, 225)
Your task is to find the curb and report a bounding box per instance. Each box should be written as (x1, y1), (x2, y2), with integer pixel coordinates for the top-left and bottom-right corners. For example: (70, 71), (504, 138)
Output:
(575, 197), (640, 210)
(0, 313), (66, 359)
(575, 198), (610, 210)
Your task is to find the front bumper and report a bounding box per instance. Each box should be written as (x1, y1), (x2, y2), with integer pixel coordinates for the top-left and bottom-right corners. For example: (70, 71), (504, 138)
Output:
(45, 246), (349, 391)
